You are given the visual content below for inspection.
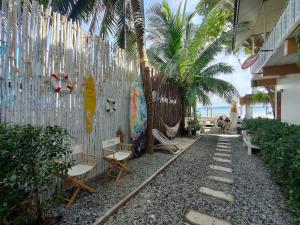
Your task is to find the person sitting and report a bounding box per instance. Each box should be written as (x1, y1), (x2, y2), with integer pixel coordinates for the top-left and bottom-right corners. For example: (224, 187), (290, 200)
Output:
(224, 117), (230, 123)
(217, 116), (224, 132)
(224, 117), (231, 132)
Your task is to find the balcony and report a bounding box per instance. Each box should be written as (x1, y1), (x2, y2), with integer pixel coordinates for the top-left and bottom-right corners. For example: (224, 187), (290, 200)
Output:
(251, 0), (300, 74)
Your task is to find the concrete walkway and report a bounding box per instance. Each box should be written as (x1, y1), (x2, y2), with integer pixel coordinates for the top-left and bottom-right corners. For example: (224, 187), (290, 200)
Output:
(186, 136), (234, 225)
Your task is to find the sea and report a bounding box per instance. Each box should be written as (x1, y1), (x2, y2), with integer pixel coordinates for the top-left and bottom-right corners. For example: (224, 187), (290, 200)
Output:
(197, 105), (274, 119)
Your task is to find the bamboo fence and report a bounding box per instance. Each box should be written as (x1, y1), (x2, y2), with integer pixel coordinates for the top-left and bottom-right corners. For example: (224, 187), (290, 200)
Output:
(0, 0), (183, 195)
(0, 0), (139, 190)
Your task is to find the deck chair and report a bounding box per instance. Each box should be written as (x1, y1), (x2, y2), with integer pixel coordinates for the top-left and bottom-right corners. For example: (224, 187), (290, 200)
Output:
(57, 144), (96, 208)
(152, 129), (181, 154)
(102, 137), (134, 183)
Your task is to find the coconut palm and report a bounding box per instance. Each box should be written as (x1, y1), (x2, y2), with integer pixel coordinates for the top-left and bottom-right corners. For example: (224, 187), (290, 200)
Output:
(147, 1), (238, 121)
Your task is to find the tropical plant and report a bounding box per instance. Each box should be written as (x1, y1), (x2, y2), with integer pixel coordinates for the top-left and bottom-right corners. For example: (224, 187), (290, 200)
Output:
(0, 123), (71, 225)
(130, 0), (154, 153)
(243, 119), (300, 221)
(250, 91), (270, 104)
(147, 0), (238, 124)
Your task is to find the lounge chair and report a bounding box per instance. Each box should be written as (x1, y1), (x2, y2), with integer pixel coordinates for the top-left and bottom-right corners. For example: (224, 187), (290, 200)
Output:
(152, 129), (181, 154)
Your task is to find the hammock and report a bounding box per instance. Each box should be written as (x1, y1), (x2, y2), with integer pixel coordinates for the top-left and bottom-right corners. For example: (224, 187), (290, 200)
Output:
(161, 117), (181, 139)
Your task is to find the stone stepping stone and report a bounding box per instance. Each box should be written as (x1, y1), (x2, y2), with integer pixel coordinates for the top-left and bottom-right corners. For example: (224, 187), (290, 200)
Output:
(218, 142), (230, 145)
(208, 175), (234, 184)
(217, 143), (231, 146)
(216, 149), (231, 153)
(215, 153), (231, 157)
(217, 145), (231, 149)
(210, 165), (232, 173)
(218, 143), (230, 146)
(213, 157), (232, 163)
(185, 210), (232, 225)
(199, 187), (234, 202)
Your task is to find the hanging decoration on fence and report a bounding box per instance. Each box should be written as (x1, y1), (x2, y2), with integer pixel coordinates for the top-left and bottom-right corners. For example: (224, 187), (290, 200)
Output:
(84, 75), (97, 133)
(50, 73), (74, 94)
(105, 99), (116, 112)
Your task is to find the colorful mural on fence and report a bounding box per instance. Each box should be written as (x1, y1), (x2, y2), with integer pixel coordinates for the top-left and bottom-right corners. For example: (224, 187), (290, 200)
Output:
(130, 81), (147, 156)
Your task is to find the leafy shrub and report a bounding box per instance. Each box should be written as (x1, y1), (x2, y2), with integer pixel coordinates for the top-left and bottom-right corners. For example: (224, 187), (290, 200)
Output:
(0, 123), (71, 225)
(244, 119), (300, 221)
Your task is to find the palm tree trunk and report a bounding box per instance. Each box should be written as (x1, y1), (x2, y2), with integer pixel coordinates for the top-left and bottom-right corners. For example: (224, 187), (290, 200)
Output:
(130, 0), (153, 153)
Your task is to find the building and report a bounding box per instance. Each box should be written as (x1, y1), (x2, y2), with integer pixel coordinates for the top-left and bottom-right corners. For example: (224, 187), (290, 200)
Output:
(233, 0), (300, 124)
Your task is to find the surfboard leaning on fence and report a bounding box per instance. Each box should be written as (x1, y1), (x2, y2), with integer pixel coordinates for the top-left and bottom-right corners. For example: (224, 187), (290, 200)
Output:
(130, 81), (147, 156)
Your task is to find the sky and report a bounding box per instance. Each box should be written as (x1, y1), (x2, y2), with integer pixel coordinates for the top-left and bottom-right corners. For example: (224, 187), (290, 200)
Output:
(144, 0), (253, 107)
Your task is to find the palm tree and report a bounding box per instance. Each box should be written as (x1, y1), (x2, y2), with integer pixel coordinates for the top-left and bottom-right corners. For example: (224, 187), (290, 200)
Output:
(41, 0), (154, 152)
(147, 1), (238, 130)
(130, 0), (153, 153)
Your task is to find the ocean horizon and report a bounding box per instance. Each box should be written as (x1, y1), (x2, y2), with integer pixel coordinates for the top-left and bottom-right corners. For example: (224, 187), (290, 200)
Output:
(197, 105), (273, 119)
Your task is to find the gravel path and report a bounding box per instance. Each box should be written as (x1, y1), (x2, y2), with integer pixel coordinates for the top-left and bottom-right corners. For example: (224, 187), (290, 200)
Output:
(104, 134), (297, 225)
(47, 152), (174, 225)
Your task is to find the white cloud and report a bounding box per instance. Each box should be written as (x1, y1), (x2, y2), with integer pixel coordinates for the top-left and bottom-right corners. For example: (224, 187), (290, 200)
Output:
(166, 0), (198, 11)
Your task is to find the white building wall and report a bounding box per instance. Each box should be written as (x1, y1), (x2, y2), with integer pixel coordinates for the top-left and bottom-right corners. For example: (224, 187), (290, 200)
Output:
(277, 74), (300, 125)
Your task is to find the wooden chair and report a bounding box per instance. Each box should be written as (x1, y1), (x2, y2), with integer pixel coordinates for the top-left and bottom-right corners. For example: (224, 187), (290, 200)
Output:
(102, 137), (133, 183)
(57, 144), (96, 208)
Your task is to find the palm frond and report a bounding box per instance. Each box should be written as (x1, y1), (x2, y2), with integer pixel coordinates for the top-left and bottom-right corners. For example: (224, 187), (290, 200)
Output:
(196, 88), (211, 105)
(147, 0), (237, 106)
(51, 0), (96, 21)
(195, 77), (239, 103)
(200, 63), (233, 77)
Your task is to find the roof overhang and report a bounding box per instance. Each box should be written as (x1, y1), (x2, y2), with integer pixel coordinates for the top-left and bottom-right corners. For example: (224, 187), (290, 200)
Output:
(251, 74), (279, 87)
(233, 0), (288, 49)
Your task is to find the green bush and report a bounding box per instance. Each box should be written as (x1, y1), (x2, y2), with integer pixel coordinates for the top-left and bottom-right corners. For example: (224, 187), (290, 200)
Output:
(0, 123), (72, 225)
(244, 119), (300, 221)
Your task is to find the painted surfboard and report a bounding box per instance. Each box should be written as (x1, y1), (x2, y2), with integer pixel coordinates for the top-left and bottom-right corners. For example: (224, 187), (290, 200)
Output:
(84, 75), (96, 133)
(130, 81), (147, 156)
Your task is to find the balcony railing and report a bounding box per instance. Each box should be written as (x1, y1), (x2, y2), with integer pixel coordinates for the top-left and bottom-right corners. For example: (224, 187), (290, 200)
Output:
(251, 0), (300, 74)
